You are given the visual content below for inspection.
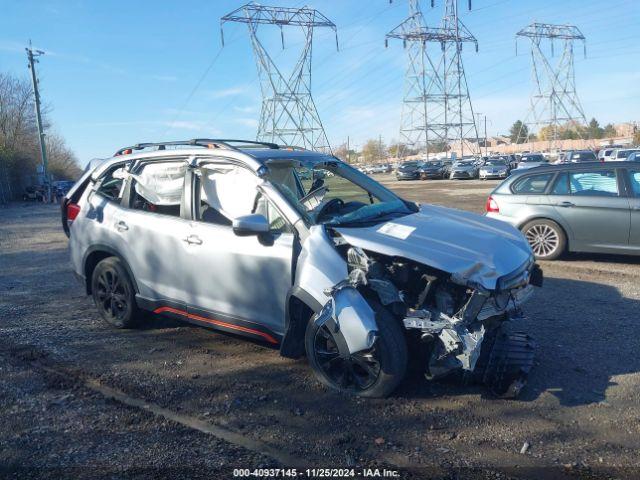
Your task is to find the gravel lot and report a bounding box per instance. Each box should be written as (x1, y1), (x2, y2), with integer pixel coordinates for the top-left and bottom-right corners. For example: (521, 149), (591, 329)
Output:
(1, 176), (639, 479)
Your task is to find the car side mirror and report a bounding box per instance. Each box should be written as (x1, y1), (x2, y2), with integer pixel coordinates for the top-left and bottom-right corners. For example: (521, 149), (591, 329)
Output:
(232, 214), (269, 236)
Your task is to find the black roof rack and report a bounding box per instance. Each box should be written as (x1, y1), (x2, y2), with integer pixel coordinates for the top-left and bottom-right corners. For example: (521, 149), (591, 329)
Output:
(114, 138), (280, 156)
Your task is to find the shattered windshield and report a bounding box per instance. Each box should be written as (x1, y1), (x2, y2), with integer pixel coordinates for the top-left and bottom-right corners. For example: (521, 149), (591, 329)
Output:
(267, 160), (416, 226)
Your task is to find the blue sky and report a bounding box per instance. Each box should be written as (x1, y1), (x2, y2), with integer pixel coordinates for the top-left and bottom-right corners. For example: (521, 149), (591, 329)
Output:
(1, 0), (638, 164)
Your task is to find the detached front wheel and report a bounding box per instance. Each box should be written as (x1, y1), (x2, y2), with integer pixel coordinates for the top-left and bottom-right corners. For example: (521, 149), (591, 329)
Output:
(305, 303), (407, 398)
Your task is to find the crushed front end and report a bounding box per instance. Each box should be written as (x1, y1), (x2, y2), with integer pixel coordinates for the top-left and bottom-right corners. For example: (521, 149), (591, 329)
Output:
(326, 241), (543, 398)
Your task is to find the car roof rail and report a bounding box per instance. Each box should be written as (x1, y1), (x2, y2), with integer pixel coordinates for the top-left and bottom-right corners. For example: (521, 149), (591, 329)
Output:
(114, 138), (280, 156)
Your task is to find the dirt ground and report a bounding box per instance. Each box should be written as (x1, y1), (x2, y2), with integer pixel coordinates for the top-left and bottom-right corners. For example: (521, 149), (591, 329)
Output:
(1, 176), (639, 479)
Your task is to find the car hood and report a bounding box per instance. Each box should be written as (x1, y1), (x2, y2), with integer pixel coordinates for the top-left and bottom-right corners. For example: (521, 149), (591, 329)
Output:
(452, 165), (475, 170)
(481, 165), (507, 170)
(516, 162), (545, 169)
(333, 204), (533, 291)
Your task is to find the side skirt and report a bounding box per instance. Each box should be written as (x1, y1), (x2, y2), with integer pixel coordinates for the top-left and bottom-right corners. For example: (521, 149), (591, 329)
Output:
(136, 295), (281, 346)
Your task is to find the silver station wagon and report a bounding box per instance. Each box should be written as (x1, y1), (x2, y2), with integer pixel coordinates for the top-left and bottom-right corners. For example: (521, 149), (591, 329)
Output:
(486, 162), (640, 260)
(63, 139), (542, 398)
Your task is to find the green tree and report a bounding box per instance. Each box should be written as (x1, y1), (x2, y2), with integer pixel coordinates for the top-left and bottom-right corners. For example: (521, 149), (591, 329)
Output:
(509, 120), (528, 144)
(587, 118), (604, 139)
(361, 139), (386, 162)
(603, 123), (617, 138)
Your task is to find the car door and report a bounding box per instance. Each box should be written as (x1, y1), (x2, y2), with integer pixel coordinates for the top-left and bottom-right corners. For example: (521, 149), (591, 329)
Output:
(113, 158), (192, 305)
(551, 168), (631, 252)
(625, 167), (640, 250)
(180, 161), (295, 336)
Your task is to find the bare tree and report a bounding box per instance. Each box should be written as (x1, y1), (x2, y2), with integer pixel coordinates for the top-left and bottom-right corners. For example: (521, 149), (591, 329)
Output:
(0, 72), (80, 201)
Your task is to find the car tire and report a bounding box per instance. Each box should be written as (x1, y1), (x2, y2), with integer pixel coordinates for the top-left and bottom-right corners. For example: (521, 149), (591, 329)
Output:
(305, 302), (408, 398)
(521, 219), (566, 260)
(91, 257), (139, 328)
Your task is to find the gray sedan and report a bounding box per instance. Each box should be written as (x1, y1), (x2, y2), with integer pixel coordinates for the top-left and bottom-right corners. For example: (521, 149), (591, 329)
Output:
(449, 160), (478, 179)
(485, 162), (640, 260)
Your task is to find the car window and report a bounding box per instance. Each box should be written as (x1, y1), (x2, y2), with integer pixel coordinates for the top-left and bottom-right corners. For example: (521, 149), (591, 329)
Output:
(130, 162), (186, 217)
(512, 173), (553, 194)
(254, 192), (292, 233)
(96, 165), (126, 201)
(569, 170), (618, 196)
(551, 172), (570, 195)
(628, 170), (640, 196)
(197, 164), (260, 226)
(572, 152), (596, 161)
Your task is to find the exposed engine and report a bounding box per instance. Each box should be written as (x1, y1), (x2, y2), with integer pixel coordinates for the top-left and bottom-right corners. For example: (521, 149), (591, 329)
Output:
(337, 244), (539, 398)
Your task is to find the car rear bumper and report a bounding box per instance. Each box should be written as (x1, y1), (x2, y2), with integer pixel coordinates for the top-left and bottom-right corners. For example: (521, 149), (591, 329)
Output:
(485, 212), (519, 227)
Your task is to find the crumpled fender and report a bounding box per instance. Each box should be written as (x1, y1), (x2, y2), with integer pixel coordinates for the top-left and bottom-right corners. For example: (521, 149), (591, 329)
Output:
(314, 283), (378, 354)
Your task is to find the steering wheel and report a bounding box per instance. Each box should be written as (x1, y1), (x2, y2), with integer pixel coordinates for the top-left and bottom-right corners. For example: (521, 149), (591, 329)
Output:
(316, 198), (344, 222)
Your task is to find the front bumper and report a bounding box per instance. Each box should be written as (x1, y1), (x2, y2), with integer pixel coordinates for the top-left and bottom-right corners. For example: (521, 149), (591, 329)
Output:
(450, 170), (474, 179)
(420, 171), (444, 179)
(396, 172), (419, 180)
(479, 170), (508, 179)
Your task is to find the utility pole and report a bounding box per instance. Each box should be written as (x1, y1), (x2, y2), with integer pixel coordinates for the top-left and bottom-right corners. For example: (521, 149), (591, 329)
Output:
(26, 42), (50, 203)
(346, 136), (350, 163)
(484, 114), (488, 157)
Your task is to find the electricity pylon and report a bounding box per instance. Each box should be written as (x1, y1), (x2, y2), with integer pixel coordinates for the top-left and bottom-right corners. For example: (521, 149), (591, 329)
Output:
(386, 0), (479, 159)
(221, 3), (338, 152)
(516, 23), (587, 148)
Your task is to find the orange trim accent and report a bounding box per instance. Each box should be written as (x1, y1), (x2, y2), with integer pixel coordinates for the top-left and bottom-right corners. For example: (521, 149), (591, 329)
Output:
(153, 306), (279, 345)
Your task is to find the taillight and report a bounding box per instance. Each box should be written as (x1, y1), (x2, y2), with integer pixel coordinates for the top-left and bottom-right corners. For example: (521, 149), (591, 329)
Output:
(67, 202), (81, 222)
(485, 195), (499, 213)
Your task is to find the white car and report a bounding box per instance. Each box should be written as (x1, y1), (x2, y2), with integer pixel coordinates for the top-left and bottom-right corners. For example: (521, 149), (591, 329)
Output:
(598, 148), (616, 162)
(607, 148), (640, 162)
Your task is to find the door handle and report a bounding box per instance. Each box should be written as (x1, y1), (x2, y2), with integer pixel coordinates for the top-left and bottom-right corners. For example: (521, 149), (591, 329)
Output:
(557, 201), (575, 208)
(183, 234), (203, 245)
(116, 221), (129, 232)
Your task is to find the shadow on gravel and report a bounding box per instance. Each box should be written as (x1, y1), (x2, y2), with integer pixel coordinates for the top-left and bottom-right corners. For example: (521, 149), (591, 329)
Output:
(394, 276), (639, 407)
(560, 251), (640, 265)
(516, 276), (640, 407)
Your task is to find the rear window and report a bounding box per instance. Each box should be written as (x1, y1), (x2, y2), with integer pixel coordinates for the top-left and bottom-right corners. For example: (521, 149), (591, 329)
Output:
(96, 166), (126, 201)
(571, 152), (596, 162)
(512, 173), (553, 194)
(520, 154), (544, 162)
(616, 150), (639, 159)
(569, 170), (618, 196)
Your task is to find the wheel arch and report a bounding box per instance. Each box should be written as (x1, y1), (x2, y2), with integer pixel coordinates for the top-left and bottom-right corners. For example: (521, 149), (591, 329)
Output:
(83, 245), (139, 295)
(280, 286), (322, 359)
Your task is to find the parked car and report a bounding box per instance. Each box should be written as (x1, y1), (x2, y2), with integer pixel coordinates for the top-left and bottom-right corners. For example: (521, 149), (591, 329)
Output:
(418, 160), (446, 179)
(597, 147), (617, 162)
(607, 148), (640, 162)
(63, 138), (542, 398)
(22, 186), (45, 202)
(563, 150), (597, 163)
(513, 153), (548, 171)
(479, 158), (510, 180)
(53, 180), (76, 197)
(449, 160), (479, 179)
(395, 160), (422, 180)
(485, 161), (640, 260)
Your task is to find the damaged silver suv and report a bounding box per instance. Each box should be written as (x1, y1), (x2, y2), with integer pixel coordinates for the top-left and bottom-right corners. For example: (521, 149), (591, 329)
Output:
(62, 139), (543, 398)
